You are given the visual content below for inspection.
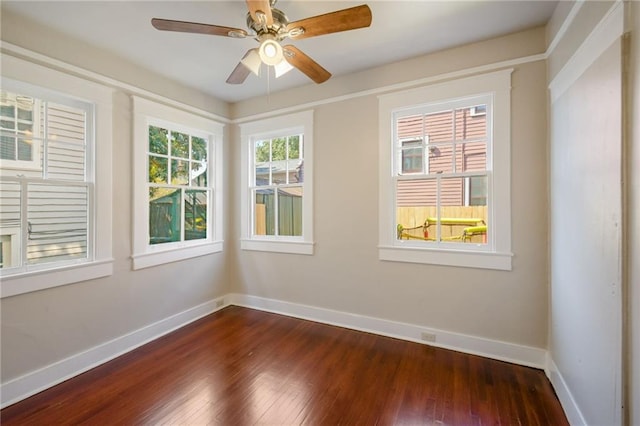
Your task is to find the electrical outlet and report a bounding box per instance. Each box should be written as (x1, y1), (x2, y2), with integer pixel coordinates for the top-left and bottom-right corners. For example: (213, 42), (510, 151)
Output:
(421, 332), (436, 342)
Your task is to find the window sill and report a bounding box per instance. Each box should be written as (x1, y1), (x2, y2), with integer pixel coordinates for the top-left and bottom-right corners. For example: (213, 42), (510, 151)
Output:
(132, 240), (223, 270)
(378, 245), (512, 271)
(241, 239), (314, 255)
(0, 259), (114, 298)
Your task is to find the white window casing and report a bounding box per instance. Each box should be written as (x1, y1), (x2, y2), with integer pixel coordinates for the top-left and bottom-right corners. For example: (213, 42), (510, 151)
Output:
(131, 96), (224, 270)
(378, 69), (513, 270)
(0, 54), (113, 298)
(239, 110), (314, 255)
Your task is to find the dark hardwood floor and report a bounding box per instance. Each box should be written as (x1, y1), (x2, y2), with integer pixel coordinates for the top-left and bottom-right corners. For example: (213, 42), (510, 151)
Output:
(1, 306), (568, 425)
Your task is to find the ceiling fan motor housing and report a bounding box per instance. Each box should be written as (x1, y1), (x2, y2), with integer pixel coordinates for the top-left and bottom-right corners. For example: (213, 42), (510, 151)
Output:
(247, 7), (289, 40)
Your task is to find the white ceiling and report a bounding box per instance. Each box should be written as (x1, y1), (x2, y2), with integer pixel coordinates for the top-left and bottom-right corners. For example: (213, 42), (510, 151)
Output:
(2, 1), (558, 103)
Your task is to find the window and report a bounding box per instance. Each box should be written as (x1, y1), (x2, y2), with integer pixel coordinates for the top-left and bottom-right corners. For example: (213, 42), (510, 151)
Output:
(240, 110), (314, 255)
(1, 92), (40, 169)
(147, 125), (210, 245)
(1, 56), (113, 298)
(378, 70), (512, 270)
(132, 97), (223, 270)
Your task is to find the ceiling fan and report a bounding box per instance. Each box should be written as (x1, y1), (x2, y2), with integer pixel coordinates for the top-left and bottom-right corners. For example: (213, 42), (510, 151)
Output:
(151, 0), (372, 85)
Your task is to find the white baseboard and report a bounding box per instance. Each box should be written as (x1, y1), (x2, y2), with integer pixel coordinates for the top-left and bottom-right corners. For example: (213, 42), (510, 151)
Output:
(228, 293), (547, 369)
(1, 293), (550, 411)
(0, 297), (227, 409)
(546, 357), (587, 426)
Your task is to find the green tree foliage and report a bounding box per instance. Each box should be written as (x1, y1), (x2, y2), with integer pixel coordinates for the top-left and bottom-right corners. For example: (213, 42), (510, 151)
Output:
(255, 135), (301, 162)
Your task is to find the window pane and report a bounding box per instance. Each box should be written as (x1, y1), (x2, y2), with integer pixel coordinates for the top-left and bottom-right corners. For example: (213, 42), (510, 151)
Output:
(17, 137), (32, 161)
(27, 183), (88, 264)
(1, 135), (16, 160)
(397, 114), (423, 139)
(255, 163), (270, 186)
(288, 135), (300, 160)
(184, 190), (207, 241)
(440, 177), (487, 244)
(254, 189), (275, 236)
(0, 181), (21, 268)
(271, 138), (286, 161)
(171, 159), (189, 185)
(47, 103), (85, 145)
(278, 187), (302, 236)
(149, 187), (181, 244)
(1, 120), (15, 130)
(149, 126), (168, 155)
(47, 140), (85, 181)
(190, 160), (207, 187)
(457, 141), (487, 172)
(396, 178), (436, 241)
(294, 160), (304, 184)
(456, 107), (487, 141)
(171, 131), (189, 158)
(0, 104), (15, 118)
(191, 136), (207, 161)
(401, 145), (423, 174)
(0, 181), (21, 225)
(149, 155), (168, 183)
(428, 144), (453, 174)
(255, 140), (270, 162)
(425, 110), (453, 143)
(469, 175), (488, 206)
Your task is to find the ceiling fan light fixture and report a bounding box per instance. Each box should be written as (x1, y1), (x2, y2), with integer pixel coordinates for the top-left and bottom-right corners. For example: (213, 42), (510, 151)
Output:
(240, 48), (262, 76)
(274, 59), (294, 78)
(259, 38), (283, 66)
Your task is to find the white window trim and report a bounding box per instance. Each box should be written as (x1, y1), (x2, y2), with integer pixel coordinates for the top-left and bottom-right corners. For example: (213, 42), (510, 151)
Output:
(239, 110), (314, 255)
(378, 69), (512, 271)
(0, 54), (113, 298)
(131, 96), (224, 270)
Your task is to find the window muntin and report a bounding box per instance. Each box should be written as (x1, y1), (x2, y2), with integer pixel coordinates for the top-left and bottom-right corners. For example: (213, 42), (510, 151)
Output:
(251, 134), (304, 237)
(394, 100), (490, 248)
(147, 123), (211, 246)
(0, 89), (93, 274)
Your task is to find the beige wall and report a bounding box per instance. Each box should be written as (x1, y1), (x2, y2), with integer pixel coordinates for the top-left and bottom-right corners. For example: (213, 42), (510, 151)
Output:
(0, 85), (233, 381)
(230, 30), (549, 349)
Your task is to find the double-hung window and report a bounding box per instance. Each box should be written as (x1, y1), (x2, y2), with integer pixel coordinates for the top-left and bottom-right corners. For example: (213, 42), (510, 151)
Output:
(378, 70), (512, 270)
(1, 55), (113, 298)
(240, 110), (314, 255)
(132, 97), (223, 270)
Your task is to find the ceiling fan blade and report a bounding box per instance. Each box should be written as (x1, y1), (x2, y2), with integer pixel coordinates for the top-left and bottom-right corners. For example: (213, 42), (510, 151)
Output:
(285, 4), (372, 40)
(151, 18), (248, 38)
(283, 45), (331, 84)
(246, 0), (273, 27)
(226, 62), (251, 85)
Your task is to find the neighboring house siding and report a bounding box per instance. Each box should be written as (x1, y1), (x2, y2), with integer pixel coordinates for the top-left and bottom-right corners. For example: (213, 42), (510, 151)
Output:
(396, 108), (486, 207)
(1, 96), (88, 268)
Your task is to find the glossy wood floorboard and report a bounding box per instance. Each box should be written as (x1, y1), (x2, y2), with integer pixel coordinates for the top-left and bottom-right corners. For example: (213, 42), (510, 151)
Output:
(1, 306), (568, 425)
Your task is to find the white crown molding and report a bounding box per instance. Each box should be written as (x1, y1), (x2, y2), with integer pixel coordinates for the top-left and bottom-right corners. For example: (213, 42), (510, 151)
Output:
(232, 53), (546, 124)
(545, 0), (586, 57)
(0, 41), (230, 124)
